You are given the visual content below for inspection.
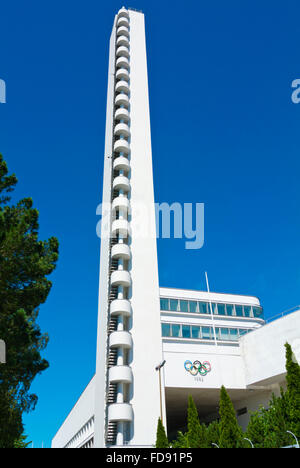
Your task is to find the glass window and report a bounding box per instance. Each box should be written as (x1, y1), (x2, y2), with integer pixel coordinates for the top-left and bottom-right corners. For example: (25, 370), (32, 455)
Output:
(160, 298), (169, 311)
(191, 326), (200, 339)
(220, 328), (230, 340)
(171, 324), (181, 338)
(198, 302), (208, 314)
(211, 303), (218, 315)
(229, 329), (238, 341)
(182, 325), (191, 338)
(253, 307), (263, 319)
(201, 327), (211, 340)
(189, 301), (198, 313)
(235, 305), (243, 317)
(244, 306), (251, 318)
(170, 299), (179, 312)
(226, 304), (234, 316)
(179, 300), (189, 313)
(215, 327), (220, 340)
(239, 329), (248, 337)
(217, 304), (226, 316)
(161, 323), (170, 337)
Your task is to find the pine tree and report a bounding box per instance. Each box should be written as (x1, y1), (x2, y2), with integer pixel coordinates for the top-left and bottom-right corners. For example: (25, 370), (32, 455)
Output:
(171, 431), (189, 448)
(155, 418), (169, 448)
(285, 342), (300, 439)
(0, 154), (59, 447)
(218, 386), (243, 448)
(186, 395), (204, 448)
(206, 420), (221, 448)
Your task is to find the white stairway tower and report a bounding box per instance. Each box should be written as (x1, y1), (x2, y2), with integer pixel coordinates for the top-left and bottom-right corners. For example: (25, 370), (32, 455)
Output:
(94, 7), (165, 448)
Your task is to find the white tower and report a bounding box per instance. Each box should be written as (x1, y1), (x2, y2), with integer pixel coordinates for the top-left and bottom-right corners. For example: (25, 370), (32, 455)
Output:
(94, 7), (165, 448)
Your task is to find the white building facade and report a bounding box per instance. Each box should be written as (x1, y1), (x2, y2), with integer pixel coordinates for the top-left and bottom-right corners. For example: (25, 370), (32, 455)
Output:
(51, 7), (300, 448)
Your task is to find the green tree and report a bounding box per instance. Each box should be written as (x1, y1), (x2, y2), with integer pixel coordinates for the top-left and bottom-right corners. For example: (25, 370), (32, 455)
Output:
(285, 342), (300, 439)
(171, 431), (189, 448)
(218, 386), (243, 448)
(186, 395), (208, 448)
(14, 433), (31, 449)
(155, 418), (169, 448)
(0, 154), (59, 447)
(206, 420), (221, 448)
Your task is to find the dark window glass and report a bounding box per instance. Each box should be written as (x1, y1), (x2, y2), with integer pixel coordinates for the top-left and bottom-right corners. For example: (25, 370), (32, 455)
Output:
(171, 324), (181, 338)
(170, 299), (179, 312)
(180, 300), (188, 313)
(211, 303), (218, 315)
(189, 301), (198, 313)
(191, 326), (200, 339)
(160, 298), (169, 311)
(215, 327), (220, 340)
(226, 304), (234, 316)
(236, 305), (243, 317)
(253, 307), (263, 319)
(182, 325), (191, 338)
(218, 304), (226, 316)
(161, 323), (170, 337)
(244, 306), (251, 318)
(199, 302), (208, 314)
(239, 329), (248, 337)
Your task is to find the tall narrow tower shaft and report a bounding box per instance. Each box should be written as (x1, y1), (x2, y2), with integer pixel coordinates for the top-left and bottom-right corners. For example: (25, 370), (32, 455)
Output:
(94, 7), (165, 448)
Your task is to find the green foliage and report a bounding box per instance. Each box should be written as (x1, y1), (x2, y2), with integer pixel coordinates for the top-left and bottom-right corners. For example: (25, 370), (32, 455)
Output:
(219, 386), (243, 448)
(186, 395), (208, 448)
(13, 433), (31, 449)
(285, 342), (300, 439)
(0, 154), (59, 447)
(206, 420), (221, 448)
(171, 431), (189, 448)
(155, 418), (169, 448)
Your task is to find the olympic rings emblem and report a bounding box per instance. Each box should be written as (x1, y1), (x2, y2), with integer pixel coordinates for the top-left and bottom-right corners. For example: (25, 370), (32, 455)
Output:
(184, 360), (212, 377)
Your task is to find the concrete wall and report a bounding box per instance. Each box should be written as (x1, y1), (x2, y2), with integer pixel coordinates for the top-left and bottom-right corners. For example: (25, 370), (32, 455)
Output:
(127, 10), (165, 446)
(93, 16), (117, 448)
(240, 309), (300, 386)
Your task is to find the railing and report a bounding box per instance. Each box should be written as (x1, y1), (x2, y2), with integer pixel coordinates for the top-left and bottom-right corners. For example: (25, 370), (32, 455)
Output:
(265, 306), (300, 324)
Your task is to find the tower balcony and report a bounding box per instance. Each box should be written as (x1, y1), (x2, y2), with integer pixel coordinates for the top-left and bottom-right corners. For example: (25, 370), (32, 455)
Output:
(116, 56), (130, 70)
(109, 365), (133, 385)
(117, 17), (129, 29)
(117, 8), (129, 20)
(110, 270), (131, 289)
(116, 35), (130, 49)
(109, 330), (133, 349)
(113, 156), (130, 173)
(112, 196), (130, 213)
(117, 26), (129, 38)
(116, 68), (129, 82)
(111, 219), (130, 238)
(108, 403), (133, 423)
(114, 107), (130, 122)
(114, 123), (130, 138)
(111, 243), (131, 261)
(116, 46), (129, 59)
(115, 93), (129, 108)
(110, 299), (132, 318)
(114, 139), (130, 154)
(115, 80), (130, 95)
(113, 175), (130, 192)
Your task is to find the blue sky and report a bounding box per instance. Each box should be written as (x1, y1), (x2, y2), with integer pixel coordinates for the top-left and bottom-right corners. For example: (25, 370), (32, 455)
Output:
(0, 0), (299, 448)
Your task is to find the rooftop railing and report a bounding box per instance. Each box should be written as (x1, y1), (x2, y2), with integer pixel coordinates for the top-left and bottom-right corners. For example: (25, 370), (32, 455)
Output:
(265, 305), (300, 324)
